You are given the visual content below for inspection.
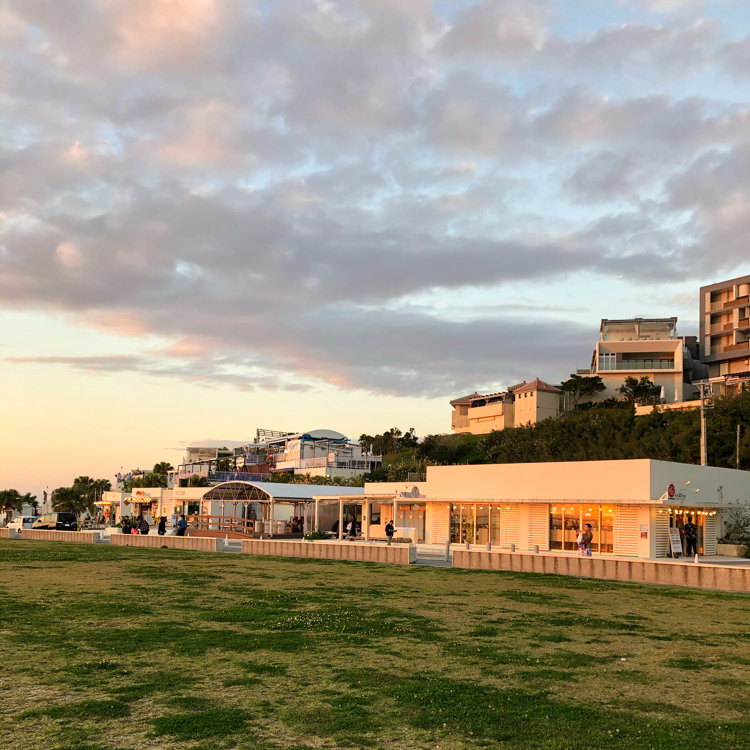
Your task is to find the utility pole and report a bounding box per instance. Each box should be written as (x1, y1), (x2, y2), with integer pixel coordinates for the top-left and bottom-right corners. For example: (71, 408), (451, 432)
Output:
(737, 424), (742, 470)
(698, 382), (713, 467)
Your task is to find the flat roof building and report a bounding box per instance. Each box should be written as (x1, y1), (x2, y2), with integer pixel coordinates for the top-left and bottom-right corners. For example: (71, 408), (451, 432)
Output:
(320, 459), (749, 559)
(700, 274), (750, 396)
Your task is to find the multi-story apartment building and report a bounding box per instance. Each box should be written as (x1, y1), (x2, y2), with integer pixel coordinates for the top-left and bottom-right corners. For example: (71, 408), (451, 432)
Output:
(450, 379), (563, 435)
(175, 429), (381, 484)
(578, 318), (701, 404)
(700, 274), (750, 396)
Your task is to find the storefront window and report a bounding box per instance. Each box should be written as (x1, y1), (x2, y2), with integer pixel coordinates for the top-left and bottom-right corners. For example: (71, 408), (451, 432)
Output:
(476, 506), (489, 545)
(450, 504), (461, 543)
(490, 505), (502, 544)
(551, 504), (614, 554)
(550, 506), (563, 550)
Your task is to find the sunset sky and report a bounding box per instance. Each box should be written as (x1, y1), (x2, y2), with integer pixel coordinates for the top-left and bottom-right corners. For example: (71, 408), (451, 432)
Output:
(2, 0), (750, 496)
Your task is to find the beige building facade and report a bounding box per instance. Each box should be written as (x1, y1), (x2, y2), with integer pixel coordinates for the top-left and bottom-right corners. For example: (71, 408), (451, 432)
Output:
(700, 274), (750, 396)
(450, 379), (562, 435)
(320, 459), (748, 559)
(578, 318), (700, 404)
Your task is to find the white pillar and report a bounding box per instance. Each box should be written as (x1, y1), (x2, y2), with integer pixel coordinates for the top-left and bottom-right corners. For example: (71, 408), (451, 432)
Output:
(393, 497), (398, 530)
(269, 499), (275, 538)
(315, 499), (319, 532)
(338, 499), (344, 540)
(364, 499), (370, 541)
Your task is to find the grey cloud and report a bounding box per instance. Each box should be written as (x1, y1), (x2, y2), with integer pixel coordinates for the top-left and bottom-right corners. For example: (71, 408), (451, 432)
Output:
(3, 0), (750, 399)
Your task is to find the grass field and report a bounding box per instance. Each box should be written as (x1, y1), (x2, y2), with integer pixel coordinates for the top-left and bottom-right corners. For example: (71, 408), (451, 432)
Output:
(1, 539), (749, 750)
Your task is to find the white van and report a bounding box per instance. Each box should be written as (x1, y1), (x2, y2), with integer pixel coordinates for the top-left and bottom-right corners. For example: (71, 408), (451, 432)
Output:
(7, 516), (37, 530)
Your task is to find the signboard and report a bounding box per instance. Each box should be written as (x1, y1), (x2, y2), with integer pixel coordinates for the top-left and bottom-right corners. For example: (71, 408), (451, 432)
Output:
(640, 524), (648, 539)
(669, 528), (683, 555)
(668, 483), (676, 499)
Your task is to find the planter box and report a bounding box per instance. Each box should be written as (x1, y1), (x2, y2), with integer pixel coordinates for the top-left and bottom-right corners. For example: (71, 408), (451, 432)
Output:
(20, 530), (100, 543)
(716, 543), (748, 558)
(452, 550), (750, 593)
(110, 534), (220, 552)
(242, 539), (415, 564)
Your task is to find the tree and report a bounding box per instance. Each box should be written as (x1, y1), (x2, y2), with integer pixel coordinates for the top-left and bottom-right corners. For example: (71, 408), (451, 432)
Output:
(92, 479), (111, 504)
(359, 434), (374, 454)
(153, 462), (174, 476)
(618, 376), (662, 405)
(560, 374), (606, 407)
(130, 473), (167, 488)
(0, 489), (23, 522)
(188, 475), (210, 487)
(51, 486), (89, 516)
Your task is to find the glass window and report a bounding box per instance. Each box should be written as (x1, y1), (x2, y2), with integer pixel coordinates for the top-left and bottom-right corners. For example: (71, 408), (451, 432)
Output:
(490, 505), (501, 544)
(549, 506), (562, 550)
(476, 506), (489, 545)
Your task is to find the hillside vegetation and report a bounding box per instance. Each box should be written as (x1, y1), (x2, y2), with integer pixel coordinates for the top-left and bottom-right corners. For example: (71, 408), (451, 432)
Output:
(370, 393), (750, 482)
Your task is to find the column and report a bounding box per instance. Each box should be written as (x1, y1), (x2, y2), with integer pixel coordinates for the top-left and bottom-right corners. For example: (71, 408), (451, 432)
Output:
(338, 499), (344, 540)
(364, 499), (370, 541)
(269, 499), (275, 538)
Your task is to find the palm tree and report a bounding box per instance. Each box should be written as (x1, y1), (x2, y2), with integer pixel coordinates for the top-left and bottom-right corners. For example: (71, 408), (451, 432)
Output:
(92, 479), (111, 505)
(0, 489), (23, 523)
(153, 462), (174, 475)
(51, 487), (87, 516)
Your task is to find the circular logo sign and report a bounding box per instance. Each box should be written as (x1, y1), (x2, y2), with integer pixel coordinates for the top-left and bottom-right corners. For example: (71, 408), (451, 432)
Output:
(667, 483), (676, 498)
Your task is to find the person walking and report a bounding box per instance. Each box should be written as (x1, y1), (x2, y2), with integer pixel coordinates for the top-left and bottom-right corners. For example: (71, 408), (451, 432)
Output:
(580, 523), (594, 557)
(684, 515), (699, 556)
(348, 516), (357, 541)
(385, 519), (395, 546)
(176, 515), (188, 537)
(157, 516), (167, 536)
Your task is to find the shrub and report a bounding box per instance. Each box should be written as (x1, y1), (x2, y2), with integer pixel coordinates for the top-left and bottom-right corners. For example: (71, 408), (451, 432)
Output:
(304, 529), (333, 541)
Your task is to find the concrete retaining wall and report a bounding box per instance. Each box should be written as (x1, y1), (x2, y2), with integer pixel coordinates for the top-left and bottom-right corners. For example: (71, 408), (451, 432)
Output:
(452, 550), (750, 593)
(20, 529), (100, 543)
(110, 534), (221, 552)
(0, 528), (17, 538)
(716, 543), (747, 558)
(242, 539), (415, 564)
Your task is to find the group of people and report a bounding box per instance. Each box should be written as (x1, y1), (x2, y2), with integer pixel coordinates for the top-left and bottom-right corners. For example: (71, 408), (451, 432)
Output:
(119, 514), (188, 536)
(672, 514), (699, 556)
(331, 517), (397, 544)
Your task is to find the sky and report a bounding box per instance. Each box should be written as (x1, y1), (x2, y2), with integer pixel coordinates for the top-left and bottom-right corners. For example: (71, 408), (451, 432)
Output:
(2, 0), (750, 495)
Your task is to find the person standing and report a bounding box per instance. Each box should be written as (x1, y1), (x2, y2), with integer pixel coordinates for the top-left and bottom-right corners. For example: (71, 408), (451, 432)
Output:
(157, 516), (167, 536)
(348, 516), (357, 540)
(580, 523), (593, 557)
(385, 519), (395, 546)
(176, 515), (188, 537)
(137, 515), (150, 535)
(684, 515), (699, 556)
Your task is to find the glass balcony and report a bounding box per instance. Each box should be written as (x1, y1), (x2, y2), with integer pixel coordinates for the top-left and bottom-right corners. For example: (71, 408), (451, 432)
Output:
(598, 359), (675, 371)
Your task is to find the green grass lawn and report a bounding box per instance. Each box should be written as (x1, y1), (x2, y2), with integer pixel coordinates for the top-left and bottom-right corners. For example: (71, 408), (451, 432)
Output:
(1, 539), (749, 750)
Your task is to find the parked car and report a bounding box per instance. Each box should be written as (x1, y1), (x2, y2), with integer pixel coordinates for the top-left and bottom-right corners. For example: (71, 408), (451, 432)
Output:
(32, 513), (78, 531)
(7, 516), (38, 530)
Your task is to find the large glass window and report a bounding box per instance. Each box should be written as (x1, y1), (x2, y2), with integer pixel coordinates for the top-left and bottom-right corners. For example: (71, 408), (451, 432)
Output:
(476, 506), (489, 545)
(550, 504), (614, 554)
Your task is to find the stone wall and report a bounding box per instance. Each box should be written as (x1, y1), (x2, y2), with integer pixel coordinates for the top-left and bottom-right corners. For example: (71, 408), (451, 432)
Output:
(242, 539), (415, 564)
(20, 530), (100, 543)
(452, 550), (750, 593)
(110, 534), (220, 552)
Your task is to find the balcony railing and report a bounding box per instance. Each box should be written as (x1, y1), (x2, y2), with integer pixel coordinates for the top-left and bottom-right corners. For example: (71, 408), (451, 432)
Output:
(207, 471), (271, 483)
(599, 359), (676, 371)
(721, 342), (750, 353)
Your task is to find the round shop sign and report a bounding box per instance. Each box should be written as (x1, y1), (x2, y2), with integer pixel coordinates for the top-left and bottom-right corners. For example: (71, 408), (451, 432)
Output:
(667, 483), (675, 498)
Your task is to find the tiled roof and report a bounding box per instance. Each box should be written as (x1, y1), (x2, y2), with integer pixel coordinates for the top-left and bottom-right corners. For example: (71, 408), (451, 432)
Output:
(511, 378), (562, 394)
(450, 391), (483, 405)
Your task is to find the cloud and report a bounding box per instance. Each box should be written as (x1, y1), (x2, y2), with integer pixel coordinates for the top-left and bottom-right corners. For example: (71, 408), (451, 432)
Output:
(3, 0), (750, 399)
